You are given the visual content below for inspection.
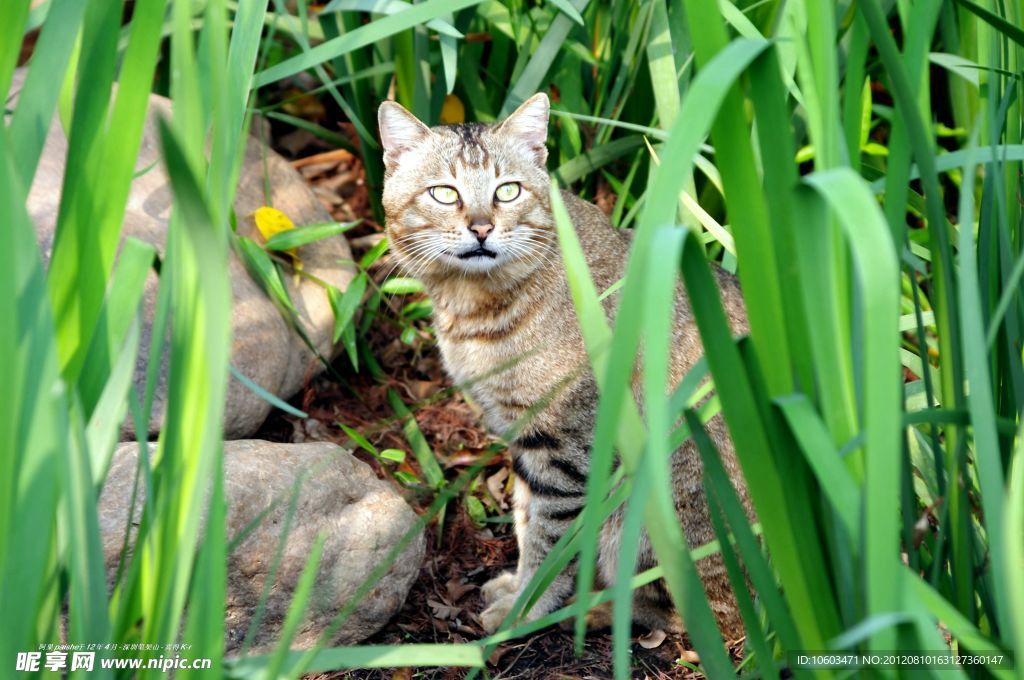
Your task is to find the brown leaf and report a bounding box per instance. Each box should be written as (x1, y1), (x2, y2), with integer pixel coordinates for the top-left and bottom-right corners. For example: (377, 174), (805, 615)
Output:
(407, 379), (437, 400)
(487, 644), (512, 666)
(445, 576), (476, 603)
(637, 628), (667, 649)
(677, 649), (701, 665)
(428, 598), (462, 621)
(486, 466), (510, 508)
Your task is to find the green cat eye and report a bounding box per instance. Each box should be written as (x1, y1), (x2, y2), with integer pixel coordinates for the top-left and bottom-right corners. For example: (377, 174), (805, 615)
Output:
(429, 185), (460, 205)
(494, 182), (521, 202)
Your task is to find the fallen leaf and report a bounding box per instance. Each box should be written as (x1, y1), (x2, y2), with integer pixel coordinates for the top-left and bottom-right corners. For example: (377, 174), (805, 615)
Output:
(487, 644), (512, 666)
(446, 576), (476, 603)
(677, 649), (700, 665)
(486, 466), (510, 508)
(638, 628), (667, 649)
(407, 379), (437, 400)
(428, 598), (462, 621)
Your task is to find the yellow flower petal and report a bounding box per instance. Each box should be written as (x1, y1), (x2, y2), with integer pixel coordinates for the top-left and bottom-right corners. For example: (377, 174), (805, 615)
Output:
(253, 206), (302, 270)
(253, 206), (296, 241)
(439, 94), (465, 125)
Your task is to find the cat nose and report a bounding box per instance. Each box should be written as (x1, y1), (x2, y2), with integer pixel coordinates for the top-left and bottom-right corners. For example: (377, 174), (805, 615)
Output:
(468, 220), (494, 242)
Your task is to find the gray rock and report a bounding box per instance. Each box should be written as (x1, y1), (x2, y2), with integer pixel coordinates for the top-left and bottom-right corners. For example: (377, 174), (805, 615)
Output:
(99, 440), (425, 653)
(11, 69), (355, 438)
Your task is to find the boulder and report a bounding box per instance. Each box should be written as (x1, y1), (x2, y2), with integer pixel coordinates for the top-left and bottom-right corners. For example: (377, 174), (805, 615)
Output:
(99, 440), (425, 653)
(11, 68), (354, 438)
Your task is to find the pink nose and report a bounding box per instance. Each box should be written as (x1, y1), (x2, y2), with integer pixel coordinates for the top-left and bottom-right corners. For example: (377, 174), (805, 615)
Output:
(469, 222), (493, 240)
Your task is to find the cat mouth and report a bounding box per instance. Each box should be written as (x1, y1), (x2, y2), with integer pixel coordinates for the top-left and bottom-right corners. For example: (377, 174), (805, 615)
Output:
(457, 246), (498, 259)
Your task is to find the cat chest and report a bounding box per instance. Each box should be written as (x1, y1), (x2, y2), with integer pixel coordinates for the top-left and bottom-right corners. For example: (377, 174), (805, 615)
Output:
(436, 334), (575, 434)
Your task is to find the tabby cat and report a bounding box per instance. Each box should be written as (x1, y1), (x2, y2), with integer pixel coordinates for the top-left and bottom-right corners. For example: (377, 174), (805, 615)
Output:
(378, 93), (751, 637)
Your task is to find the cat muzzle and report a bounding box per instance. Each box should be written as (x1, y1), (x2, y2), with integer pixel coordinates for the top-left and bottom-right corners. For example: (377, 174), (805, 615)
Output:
(457, 246), (498, 259)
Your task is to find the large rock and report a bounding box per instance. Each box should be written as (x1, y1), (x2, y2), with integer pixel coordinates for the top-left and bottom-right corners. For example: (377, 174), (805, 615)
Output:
(10, 69), (354, 438)
(99, 440), (425, 653)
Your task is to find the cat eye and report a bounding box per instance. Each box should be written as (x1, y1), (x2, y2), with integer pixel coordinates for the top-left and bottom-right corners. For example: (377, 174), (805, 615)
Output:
(429, 185), (460, 205)
(494, 182), (521, 202)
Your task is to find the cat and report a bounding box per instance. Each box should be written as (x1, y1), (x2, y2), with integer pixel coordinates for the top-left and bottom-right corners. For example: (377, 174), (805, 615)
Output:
(378, 93), (751, 638)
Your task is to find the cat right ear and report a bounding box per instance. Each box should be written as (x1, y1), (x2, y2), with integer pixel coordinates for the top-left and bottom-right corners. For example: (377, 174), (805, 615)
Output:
(378, 101), (430, 167)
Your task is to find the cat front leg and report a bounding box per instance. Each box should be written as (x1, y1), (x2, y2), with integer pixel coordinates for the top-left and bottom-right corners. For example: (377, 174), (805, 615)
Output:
(480, 477), (530, 608)
(479, 435), (589, 632)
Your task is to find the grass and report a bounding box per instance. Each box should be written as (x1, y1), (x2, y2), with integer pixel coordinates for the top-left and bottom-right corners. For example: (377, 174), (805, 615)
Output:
(3, 0), (1023, 678)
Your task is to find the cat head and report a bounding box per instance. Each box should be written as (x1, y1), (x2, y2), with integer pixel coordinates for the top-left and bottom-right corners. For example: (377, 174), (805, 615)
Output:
(378, 93), (556, 282)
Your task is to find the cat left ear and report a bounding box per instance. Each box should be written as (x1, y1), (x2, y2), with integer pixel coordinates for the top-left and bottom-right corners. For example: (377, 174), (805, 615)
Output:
(379, 100), (431, 167)
(498, 93), (549, 165)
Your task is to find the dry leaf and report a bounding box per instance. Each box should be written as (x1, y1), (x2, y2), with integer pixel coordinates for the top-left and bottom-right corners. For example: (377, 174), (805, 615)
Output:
(428, 598), (462, 621)
(486, 467), (510, 509)
(487, 644), (512, 666)
(445, 576), (476, 603)
(638, 628), (667, 649)
(677, 649), (701, 665)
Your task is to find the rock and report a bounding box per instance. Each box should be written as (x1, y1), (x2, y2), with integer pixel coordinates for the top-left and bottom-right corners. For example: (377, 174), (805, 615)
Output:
(10, 68), (355, 438)
(99, 440), (425, 653)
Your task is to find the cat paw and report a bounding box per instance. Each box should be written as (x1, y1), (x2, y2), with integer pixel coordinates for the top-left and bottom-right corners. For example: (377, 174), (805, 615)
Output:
(479, 593), (517, 633)
(480, 571), (518, 605)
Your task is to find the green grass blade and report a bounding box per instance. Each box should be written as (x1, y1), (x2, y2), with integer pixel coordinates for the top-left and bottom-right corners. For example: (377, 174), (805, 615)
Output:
(254, 0), (485, 88)
(266, 533), (327, 679)
(676, 228), (839, 651)
(954, 0), (1024, 47)
(145, 115), (232, 665)
(1005, 427), (1024, 658)
(774, 395), (860, 538)
(954, 141), (1010, 635)
(909, 574), (1015, 678)
(499, 0), (590, 116)
(83, 321), (141, 485)
(230, 644), (485, 677)
(178, 458), (226, 680)
(323, 0), (463, 38)
(264, 220), (360, 250)
(681, 1), (793, 396)
(8, 0), (86, 186)
(75, 237), (155, 414)
(0, 0), (30, 100)
(640, 225), (733, 677)
(546, 0), (585, 26)
(328, 271), (368, 344)
(549, 185), (644, 649)
(0, 126), (64, 674)
(63, 405), (112, 677)
(388, 389), (445, 488)
(230, 364), (310, 419)
(552, 136), (644, 185)
(691, 410), (778, 680)
(802, 169), (901, 650)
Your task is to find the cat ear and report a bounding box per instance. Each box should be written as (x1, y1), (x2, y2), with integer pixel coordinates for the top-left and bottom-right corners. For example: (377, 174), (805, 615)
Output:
(498, 93), (549, 164)
(378, 100), (430, 167)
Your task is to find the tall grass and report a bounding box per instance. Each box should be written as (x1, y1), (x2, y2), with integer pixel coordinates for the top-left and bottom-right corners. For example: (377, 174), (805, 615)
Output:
(4, 0), (1023, 679)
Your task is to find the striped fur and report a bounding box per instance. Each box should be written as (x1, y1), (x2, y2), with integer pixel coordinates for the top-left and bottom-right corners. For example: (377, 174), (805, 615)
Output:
(379, 94), (752, 638)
